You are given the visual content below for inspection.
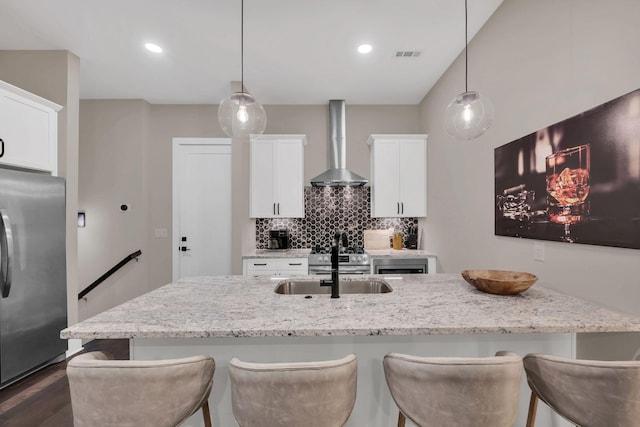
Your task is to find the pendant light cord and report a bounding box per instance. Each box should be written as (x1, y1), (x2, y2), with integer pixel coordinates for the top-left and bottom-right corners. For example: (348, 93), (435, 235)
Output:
(241, 0), (244, 92)
(464, 0), (468, 93)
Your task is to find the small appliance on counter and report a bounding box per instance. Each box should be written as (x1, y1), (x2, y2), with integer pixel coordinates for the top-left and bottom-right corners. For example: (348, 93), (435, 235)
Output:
(268, 229), (289, 250)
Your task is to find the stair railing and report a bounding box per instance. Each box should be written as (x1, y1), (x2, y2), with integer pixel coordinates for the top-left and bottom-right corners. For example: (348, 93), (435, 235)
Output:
(78, 250), (142, 300)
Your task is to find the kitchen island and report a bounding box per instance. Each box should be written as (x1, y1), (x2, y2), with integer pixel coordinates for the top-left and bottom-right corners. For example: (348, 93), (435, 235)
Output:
(62, 274), (640, 427)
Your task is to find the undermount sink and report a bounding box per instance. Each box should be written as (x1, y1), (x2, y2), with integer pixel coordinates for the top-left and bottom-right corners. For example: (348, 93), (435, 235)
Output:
(274, 279), (393, 295)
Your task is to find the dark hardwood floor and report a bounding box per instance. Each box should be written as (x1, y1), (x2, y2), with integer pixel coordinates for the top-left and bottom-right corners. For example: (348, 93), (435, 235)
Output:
(0, 339), (128, 427)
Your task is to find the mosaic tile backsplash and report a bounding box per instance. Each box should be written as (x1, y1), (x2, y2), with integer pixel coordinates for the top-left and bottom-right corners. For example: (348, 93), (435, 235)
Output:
(255, 186), (418, 248)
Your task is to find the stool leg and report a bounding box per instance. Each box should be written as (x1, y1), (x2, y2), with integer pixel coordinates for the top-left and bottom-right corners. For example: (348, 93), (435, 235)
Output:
(397, 411), (406, 427)
(202, 400), (212, 427)
(526, 392), (538, 427)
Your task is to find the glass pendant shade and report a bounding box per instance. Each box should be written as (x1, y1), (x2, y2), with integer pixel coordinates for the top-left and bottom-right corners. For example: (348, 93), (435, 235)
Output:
(443, 90), (494, 140)
(218, 91), (267, 138)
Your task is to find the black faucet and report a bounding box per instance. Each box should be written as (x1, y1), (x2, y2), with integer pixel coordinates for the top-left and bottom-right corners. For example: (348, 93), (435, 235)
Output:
(321, 231), (349, 298)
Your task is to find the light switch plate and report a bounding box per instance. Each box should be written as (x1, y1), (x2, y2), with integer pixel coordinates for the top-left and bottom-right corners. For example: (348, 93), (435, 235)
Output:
(534, 242), (545, 262)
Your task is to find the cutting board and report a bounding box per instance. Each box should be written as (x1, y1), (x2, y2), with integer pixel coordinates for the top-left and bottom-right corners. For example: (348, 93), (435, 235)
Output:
(364, 230), (390, 250)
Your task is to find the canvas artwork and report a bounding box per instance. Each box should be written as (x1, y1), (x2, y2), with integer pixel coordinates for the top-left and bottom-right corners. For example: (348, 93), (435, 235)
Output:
(494, 88), (640, 249)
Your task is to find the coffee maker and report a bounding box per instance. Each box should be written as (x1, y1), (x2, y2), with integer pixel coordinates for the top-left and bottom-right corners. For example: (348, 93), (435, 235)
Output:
(268, 229), (289, 250)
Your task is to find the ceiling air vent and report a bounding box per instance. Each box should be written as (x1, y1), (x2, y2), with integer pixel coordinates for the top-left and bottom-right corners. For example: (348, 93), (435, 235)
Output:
(394, 51), (421, 58)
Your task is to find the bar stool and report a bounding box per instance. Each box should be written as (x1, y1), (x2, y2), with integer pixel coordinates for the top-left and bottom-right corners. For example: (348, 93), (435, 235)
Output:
(228, 353), (357, 427)
(523, 353), (640, 427)
(67, 351), (215, 427)
(383, 351), (523, 427)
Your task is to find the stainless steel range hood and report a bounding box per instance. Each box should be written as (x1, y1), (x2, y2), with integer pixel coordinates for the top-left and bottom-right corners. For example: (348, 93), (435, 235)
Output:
(310, 100), (368, 187)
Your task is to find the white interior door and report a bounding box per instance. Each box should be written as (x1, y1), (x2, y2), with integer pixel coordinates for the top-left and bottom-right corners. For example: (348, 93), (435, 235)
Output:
(172, 138), (231, 280)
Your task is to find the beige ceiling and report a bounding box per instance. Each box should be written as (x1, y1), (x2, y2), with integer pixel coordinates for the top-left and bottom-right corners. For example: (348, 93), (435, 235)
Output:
(0, 0), (503, 105)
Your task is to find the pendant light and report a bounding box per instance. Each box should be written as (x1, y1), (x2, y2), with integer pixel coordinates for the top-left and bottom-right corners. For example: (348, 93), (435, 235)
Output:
(218, 0), (266, 138)
(443, 0), (493, 140)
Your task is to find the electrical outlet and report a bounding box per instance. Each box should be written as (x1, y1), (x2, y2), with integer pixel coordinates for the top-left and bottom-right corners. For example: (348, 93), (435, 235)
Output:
(534, 242), (545, 262)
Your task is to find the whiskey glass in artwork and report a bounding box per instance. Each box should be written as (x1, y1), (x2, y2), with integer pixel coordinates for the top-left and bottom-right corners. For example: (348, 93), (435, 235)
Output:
(545, 144), (591, 242)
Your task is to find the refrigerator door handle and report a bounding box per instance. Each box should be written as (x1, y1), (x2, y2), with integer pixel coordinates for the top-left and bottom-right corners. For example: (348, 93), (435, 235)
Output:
(0, 208), (14, 298)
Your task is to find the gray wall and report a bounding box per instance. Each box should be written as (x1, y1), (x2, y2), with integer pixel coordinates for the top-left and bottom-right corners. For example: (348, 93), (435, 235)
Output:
(78, 100), (150, 319)
(418, 0), (640, 359)
(0, 50), (80, 329)
(78, 102), (420, 319)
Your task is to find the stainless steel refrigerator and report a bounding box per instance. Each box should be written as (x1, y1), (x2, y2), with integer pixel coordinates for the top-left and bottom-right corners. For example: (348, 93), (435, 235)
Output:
(0, 168), (67, 388)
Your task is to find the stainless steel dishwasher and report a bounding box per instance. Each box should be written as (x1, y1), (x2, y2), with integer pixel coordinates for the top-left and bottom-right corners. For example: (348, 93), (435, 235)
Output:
(371, 257), (429, 274)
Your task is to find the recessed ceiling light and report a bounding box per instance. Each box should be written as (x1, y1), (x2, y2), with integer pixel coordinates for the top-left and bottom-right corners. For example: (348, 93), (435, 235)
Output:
(357, 44), (373, 54)
(144, 43), (163, 53)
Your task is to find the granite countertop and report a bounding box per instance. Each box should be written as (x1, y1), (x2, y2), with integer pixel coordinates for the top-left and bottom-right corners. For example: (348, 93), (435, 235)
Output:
(365, 249), (436, 258)
(61, 274), (640, 340)
(242, 249), (311, 259)
(242, 248), (435, 259)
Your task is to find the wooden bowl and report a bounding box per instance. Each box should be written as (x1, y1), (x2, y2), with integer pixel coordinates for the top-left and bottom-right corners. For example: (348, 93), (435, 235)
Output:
(461, 270), (538, 295)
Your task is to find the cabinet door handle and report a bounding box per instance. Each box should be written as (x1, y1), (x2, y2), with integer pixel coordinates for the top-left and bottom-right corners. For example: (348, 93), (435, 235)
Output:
(401, 202), (404, 214)
(397, 202), (400, 214)
(273, 203), (276, 215)
(277, 203), (280, 215)
(0, 138), (4, 158)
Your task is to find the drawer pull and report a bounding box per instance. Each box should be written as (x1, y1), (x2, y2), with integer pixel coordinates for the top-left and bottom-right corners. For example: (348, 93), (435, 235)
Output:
(289, 263), (302, 266)
(253, 263), (267, 266)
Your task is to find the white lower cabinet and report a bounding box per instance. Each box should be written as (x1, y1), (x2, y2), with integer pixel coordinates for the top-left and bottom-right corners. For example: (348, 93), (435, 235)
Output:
(243, 258), (308, 277)
(0, 80), (61, 173)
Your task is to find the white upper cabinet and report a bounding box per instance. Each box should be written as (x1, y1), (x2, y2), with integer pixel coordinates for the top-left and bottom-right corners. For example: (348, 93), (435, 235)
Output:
(368, 134), (428, 217)
(250, 134), (306, 218)
(0, 80), (61, 174)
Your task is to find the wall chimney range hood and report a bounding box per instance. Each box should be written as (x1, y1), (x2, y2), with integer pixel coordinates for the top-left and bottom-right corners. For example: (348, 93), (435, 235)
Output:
(310, 100), (368, 187)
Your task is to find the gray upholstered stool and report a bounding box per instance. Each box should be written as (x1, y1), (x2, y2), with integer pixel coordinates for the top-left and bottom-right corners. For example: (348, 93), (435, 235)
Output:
(523, 353), (640, 427)
(67, 351), (215, 427)
(228, 353), (357, 427)
(383, 351), (523, 427)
